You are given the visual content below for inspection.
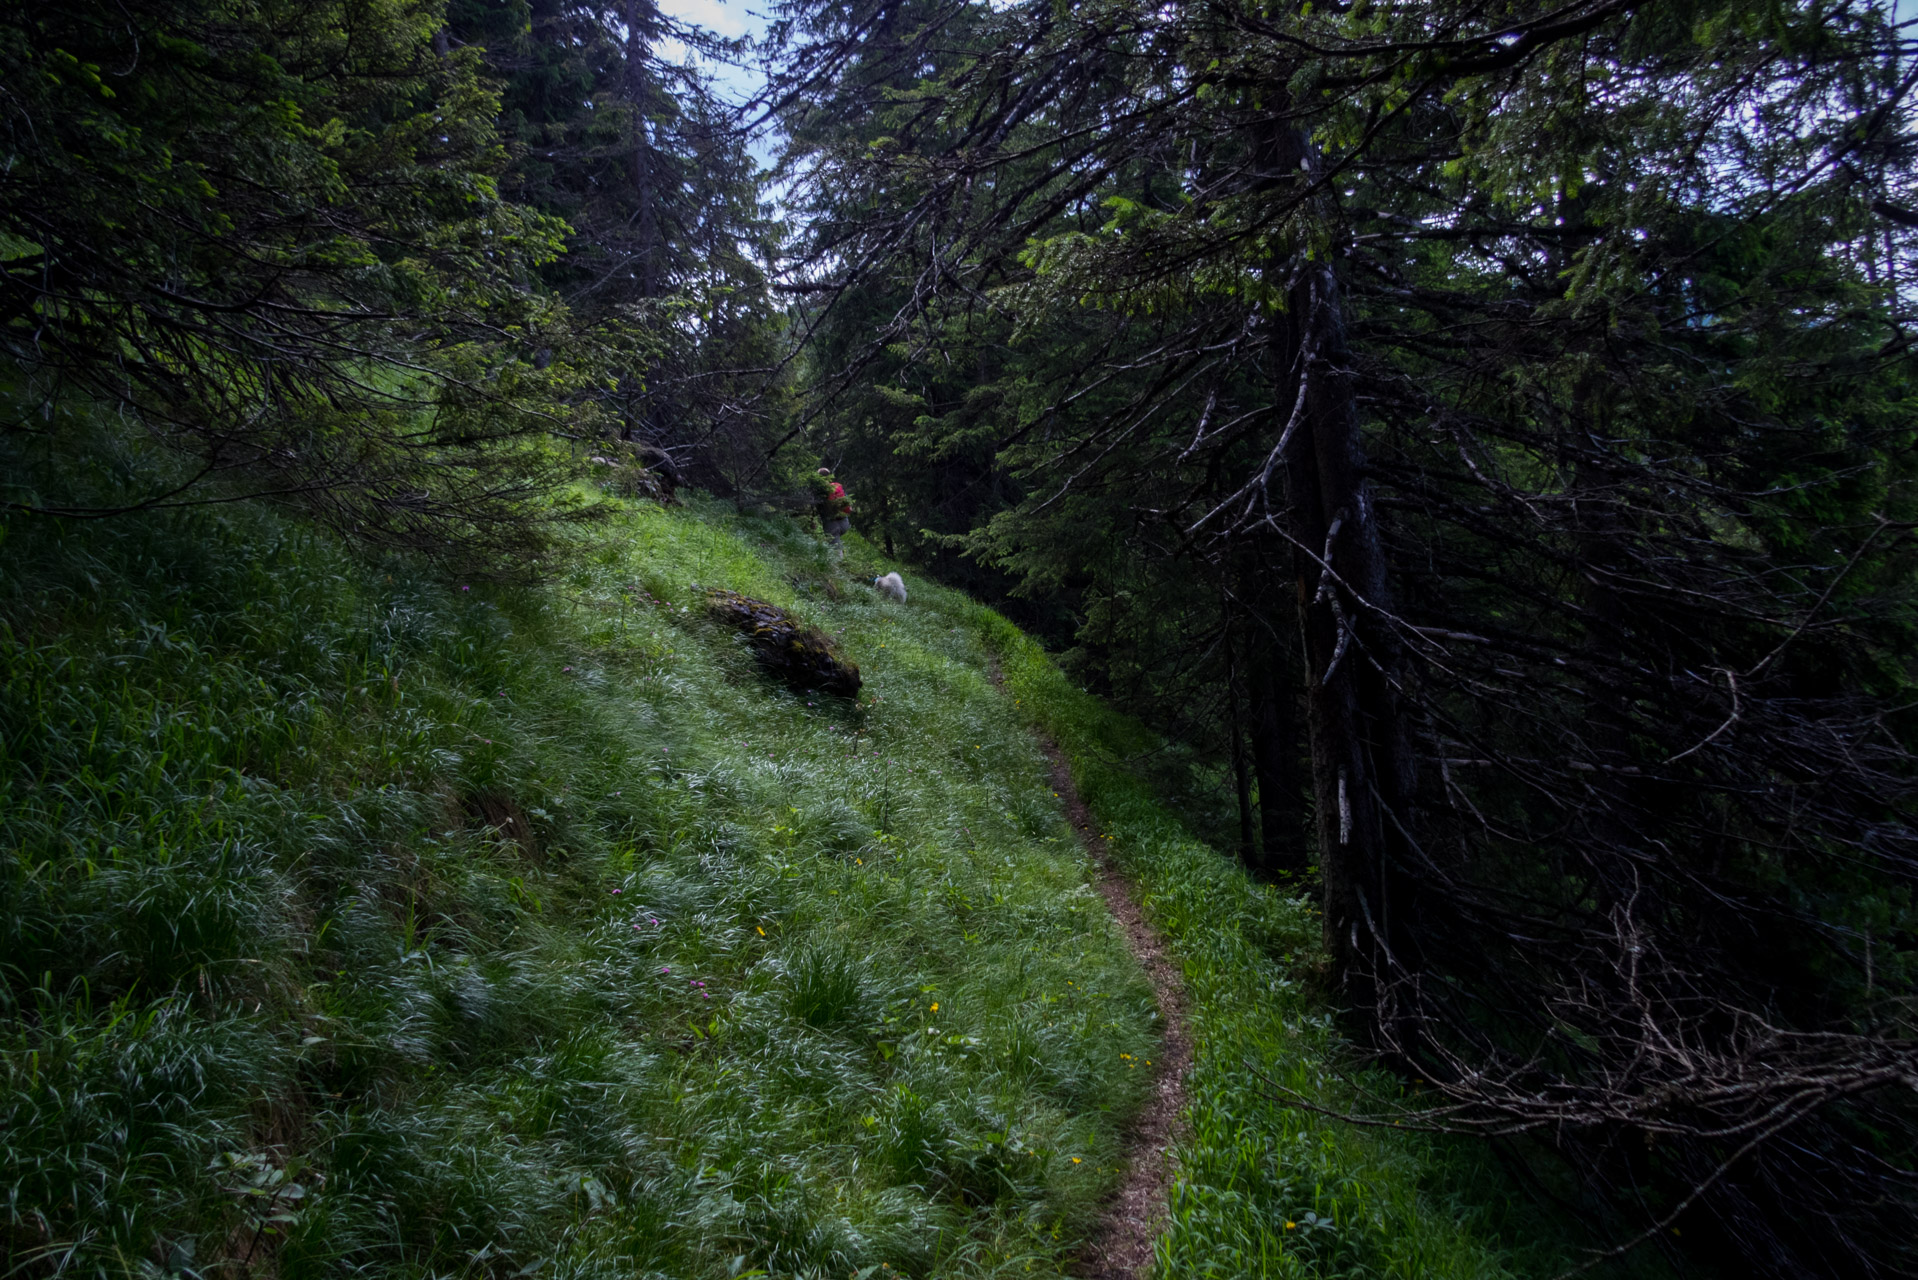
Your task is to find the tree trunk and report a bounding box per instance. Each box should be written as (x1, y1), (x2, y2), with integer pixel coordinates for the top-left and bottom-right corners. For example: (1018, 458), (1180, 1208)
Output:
(1268, 135), (1414, 998)
(1249, 641), (1307, 875)
(1224, 619), (1259, 869)
(623, 1), (661, 298)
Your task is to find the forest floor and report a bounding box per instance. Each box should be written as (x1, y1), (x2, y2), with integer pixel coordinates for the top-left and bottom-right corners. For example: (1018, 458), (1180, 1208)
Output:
(1, 465), (1617, 1279)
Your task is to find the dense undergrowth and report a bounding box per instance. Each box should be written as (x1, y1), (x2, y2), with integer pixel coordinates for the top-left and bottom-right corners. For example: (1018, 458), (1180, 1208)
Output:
(2, 470), (1645, 1278)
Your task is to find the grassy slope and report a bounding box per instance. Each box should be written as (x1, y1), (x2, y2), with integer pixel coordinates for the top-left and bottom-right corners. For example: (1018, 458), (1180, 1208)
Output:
(2, 488), (1592, 1279)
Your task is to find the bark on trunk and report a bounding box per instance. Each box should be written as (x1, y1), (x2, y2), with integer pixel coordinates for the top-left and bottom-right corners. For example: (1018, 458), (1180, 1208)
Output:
(1224, 622), (1260, 870)
(1266, 134), (1414, 999)
(624, 1), (661, 299)
(1249, 643), (1307, 875)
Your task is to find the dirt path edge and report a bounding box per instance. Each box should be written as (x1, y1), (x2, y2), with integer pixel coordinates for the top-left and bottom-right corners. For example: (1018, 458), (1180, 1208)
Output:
(986, 662), (1191, 1275)
(978, 662), (1192, 1279)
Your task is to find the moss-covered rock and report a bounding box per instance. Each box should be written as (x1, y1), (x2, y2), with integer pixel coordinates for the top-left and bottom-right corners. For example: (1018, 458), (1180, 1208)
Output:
(704, 587), (862, 696)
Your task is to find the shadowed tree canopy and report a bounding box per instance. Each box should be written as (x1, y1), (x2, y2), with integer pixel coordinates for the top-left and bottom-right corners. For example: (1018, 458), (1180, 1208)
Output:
(445, 0), (791, 492)
(0, 0), (631, 564)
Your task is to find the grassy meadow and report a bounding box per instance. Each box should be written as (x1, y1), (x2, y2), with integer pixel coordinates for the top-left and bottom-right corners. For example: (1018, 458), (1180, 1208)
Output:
(1, 476), (1630, 1279)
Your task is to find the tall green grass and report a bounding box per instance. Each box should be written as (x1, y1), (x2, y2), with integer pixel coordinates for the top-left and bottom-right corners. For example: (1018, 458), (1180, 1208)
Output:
(2, 460), (1661, 1280)
(1, 489), (1163, 1278)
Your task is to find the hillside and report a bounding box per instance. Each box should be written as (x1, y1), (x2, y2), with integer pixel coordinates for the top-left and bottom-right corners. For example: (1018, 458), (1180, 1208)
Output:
(9, 1), (1918, 1270)
(4, 488), (1622, 1278)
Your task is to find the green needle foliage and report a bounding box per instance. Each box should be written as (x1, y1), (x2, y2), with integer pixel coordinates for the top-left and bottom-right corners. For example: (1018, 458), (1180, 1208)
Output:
(0, 0), (620, 563)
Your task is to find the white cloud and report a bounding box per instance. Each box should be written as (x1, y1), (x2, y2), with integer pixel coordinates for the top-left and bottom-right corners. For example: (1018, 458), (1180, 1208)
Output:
(657, 0), (756, 40)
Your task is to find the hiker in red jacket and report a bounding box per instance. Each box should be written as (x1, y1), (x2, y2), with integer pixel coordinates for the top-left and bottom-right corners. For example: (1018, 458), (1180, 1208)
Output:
(812, 466), (853, 539)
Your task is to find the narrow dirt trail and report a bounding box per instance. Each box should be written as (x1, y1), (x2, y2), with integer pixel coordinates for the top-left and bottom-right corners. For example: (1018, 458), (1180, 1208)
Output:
(991, 668), (1192, 1278)
(1043, 740), (1193, 1279)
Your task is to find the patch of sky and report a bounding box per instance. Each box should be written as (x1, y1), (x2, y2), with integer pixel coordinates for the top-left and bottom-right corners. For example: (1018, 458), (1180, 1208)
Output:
(657, 0), (777, 167)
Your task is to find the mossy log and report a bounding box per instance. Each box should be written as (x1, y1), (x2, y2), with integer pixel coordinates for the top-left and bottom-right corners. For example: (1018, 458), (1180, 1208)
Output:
(704, 588), (862, 697)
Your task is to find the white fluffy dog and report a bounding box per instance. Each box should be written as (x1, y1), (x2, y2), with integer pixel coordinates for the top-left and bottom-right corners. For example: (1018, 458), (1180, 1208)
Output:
(872, 572), (907, 603)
